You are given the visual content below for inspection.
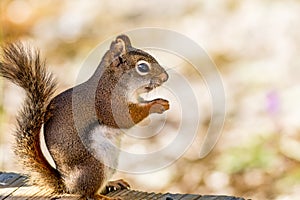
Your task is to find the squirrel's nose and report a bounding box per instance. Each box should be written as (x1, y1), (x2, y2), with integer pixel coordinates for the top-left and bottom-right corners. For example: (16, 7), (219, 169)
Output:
(149, 72), (169, 89)
(158, 72), (168, 82)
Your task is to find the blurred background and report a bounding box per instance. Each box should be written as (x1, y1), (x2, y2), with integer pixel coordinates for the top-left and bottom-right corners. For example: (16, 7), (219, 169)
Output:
(1, 0), (300, 199)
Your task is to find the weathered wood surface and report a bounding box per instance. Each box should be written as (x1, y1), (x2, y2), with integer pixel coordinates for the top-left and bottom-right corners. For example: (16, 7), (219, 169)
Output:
(0, 172), (246, 200)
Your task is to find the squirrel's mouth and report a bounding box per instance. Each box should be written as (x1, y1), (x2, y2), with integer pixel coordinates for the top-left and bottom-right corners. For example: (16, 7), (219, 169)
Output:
(135, 78), (165, 103)
(131, 72), (168, 103)
(128, 83), (160, 104)
(135, 85), (156, 103)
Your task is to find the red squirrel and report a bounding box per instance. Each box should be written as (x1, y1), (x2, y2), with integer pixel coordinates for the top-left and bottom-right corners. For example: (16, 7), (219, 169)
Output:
(0, 35), (169, 199)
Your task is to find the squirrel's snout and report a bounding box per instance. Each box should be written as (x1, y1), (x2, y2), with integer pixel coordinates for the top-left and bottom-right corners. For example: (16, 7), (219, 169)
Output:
(158, 72), (169, 83)
(148, 72), (169, 90)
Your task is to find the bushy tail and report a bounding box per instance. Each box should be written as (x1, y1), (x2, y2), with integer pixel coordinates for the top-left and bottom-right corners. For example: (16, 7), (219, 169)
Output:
(0, 43), (65, 193)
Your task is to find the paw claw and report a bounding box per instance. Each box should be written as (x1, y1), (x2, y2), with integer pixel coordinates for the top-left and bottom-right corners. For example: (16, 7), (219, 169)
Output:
(106, 179), (130, 192)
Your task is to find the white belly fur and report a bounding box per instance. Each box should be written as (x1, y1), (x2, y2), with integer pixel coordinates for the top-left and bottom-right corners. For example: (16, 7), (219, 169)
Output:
(89, 124), (123, 187)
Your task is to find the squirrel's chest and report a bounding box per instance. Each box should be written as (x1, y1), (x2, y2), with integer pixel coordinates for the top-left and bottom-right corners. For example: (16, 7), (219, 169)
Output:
(89, 124), (122, 175)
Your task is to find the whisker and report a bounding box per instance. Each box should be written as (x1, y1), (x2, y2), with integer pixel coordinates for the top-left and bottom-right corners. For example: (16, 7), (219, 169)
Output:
(164, 65), (181, 71)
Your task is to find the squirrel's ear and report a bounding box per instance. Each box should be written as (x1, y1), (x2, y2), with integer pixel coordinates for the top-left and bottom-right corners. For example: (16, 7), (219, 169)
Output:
(109, 34), (132, 56)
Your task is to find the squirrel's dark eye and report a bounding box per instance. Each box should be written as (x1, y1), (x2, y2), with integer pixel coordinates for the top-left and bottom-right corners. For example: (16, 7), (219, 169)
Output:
(135, 60), (151, 75)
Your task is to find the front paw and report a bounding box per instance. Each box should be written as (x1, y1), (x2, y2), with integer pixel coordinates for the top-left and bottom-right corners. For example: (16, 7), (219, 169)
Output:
(150, 98), (169, 114)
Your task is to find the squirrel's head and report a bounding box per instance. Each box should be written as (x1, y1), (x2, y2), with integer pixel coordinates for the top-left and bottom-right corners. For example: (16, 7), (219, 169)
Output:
(105, 34), (169, 103)
(93, 34), (170, 128)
